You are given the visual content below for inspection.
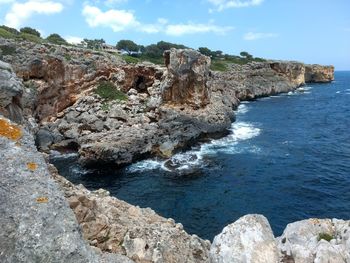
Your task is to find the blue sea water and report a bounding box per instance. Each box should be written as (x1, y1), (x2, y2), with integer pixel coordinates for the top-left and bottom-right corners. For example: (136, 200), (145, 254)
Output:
(52, 71), (350, 240)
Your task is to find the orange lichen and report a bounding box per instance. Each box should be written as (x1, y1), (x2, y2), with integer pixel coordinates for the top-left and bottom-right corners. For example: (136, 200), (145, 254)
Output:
(36, 197), (49, 203)
(27, 162), (38, 171)
(0, 118), (22, 141)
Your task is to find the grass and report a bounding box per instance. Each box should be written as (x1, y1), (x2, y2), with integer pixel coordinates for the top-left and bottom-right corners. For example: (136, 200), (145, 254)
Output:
(94, 81), (128, 101)
(123, 55), (140, 64)
(210, 60), (229, 72)
(18, 33), (43, 43)
(0, 28), (15, 39)
(122, 54), (164, 65)
(318, 233), (334, 242)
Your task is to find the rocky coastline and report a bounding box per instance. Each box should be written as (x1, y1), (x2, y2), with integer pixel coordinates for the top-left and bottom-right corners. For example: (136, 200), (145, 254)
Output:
(1, 38), (347, 263)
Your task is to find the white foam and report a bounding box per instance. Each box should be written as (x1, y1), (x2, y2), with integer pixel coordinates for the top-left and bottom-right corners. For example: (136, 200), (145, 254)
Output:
(127, 159), (163, 172)
(336, 91), (341, 94)
(236, 104), (249, 114)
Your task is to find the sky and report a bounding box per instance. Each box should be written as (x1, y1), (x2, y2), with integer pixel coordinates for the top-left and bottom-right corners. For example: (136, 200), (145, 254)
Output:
(0, 0), (349, 69)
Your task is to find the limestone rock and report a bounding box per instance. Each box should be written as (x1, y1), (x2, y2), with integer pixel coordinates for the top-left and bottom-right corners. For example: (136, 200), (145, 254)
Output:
(305, 64), (334, 83)
(210, 214), (279, 263)
(0, 115), (131, 263)
(51, 169), (211, 263)
(0, 60), (23, 123)
(277, 218), (350, 263)
(162, 48), (211, 108)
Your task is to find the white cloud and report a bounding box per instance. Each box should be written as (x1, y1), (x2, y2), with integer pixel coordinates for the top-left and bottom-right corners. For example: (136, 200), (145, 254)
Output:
(82, 4), (138, 32)
(82, 5), (233, 36)
(165, 23), (234, 36)
(0, 0), (14, 4)
(65, 35), (84, 44)
(4, 1), (64, 28)
(208, 0), (264, 11)
(243, 32), (278, 40)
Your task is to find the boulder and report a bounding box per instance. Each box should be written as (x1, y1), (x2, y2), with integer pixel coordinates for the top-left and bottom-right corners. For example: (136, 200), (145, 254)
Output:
(0, 60), (23, 123)
(277, 218), (350, 263)
(162, 48), (211, 108)
(210, 214), (279, 263)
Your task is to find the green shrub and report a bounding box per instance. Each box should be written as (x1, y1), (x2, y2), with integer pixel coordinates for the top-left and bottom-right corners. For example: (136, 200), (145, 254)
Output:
(0, 28), (15, 39)
(64, 53), (72, 61)
(20, 27), (41, 37)
(0, 45), (16, 56)
(18, 33), (43, 43)
(94, 81), (127, 101)
(318, 233), (333, 242)
(210, 61), (228, 72)
(46, 33), (68, 45)
(0, 25), (19, 35)
(123, 55), (140, 64)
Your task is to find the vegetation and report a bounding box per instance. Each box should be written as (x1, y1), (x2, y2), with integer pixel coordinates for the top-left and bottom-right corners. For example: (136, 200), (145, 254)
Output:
(0, 24), (268, 69)
(20, 27), (41, 37)
(0, 45), (16, 56)
(0, 25), (19, 35)
(83, 38), (105, 50)
(116, 40), (139, 54)
(46, 33), (68, 45)
(94, 81), (127, 101)
(318, 233), (334, 242)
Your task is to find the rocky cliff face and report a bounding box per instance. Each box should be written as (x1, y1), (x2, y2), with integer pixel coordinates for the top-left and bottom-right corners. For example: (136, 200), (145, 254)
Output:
(305, 64), (335, 83)
(162, 48), (211, 108)
(0, 38), (334, 167)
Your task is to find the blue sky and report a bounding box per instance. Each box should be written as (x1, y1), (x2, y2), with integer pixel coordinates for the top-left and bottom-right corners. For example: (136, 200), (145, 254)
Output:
(1, 0), (349, 69)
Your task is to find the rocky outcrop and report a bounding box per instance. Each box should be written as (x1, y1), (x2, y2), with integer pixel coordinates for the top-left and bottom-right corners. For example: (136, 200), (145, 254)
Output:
(51, 169), (210, 263)
(0, 61), (24, 123)
(210, 215), (279, 263)
(277, 218), (350, 263)
(162, 48), (211, 108)
(0, 116), (133, 263)
(269, 61), (305, 87)
(210, 215), (350, 263)
(305, 64), (335, 83)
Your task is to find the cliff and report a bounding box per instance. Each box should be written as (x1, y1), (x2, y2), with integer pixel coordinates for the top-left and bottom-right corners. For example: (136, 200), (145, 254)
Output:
(305, 64), (335, 83)
(0, 39), (334, 167)
(0, 38), (345, 263)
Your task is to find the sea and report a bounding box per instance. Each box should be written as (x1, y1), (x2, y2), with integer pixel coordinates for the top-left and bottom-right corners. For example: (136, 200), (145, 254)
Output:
(52, 71), (350, 241)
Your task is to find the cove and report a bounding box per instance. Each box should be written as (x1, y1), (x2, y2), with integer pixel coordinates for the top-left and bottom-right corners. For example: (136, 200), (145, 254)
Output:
(52, 71), (350, 241)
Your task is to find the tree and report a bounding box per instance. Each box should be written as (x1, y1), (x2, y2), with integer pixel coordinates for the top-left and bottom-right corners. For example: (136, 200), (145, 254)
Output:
(0, 25), (19, 35)
(240, 51), (253, 59)
(20, 27), (41, 37)
(198, 47), (212, 57)
(116, 40), (139, 54)
(46, 33), (67, 45)
(83, 38), (105, 50)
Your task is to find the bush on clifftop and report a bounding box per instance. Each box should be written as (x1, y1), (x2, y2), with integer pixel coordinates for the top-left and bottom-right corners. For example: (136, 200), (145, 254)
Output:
(94, 81), (127, 101)
(20, 27), (41, 37)
(46, 33), (68, 45)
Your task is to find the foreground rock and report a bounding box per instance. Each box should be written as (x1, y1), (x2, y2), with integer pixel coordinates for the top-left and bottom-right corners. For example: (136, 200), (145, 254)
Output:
(210, 215), (279, 263)
(277, 218), (350, 262)
(0, 116), (132, 263)
(51, 167), (210, 263)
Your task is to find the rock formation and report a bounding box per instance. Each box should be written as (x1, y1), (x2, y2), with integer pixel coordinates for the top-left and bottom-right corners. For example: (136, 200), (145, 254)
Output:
(162, 48), (211, 108)
(51, 168), (210, 263)
(305, 64), (335, 83)
(210, 215), (350, 263)
(210, 215), (279, 263)
(0, 116), (133, 263)
(0, 61), (24, 123)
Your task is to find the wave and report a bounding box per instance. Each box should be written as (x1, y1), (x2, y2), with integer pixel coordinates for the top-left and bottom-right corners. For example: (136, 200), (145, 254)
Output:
(128, 122), (261, 172)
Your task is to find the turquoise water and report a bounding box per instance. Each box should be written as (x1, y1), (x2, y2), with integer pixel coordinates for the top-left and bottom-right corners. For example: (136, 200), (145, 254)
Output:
(53, 71), (350, 240)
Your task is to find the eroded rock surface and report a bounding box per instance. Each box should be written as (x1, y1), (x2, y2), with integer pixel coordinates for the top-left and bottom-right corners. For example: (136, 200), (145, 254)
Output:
(0, 116), (133, 263)
(210, 214), (279, 263)
(51, 168), (210, 263)
(162, 48), (211, 108)
(0, 61), (23, 123)
(277, 218), (350, 263)
(305, 64), (335, 83)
